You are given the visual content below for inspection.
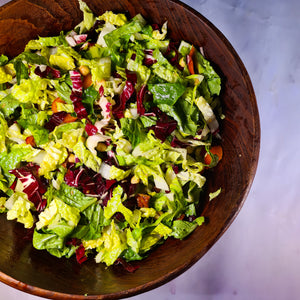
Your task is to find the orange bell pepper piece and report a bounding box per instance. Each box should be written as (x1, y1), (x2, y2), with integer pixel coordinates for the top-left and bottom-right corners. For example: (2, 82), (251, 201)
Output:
(204, 145), (223, 165)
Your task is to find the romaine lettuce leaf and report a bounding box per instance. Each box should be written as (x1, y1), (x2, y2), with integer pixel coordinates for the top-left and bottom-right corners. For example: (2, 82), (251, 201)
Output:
(52, 183), (97, 212)
(52, 80), (72, 103)
(0, 55), (8, 66)
(49, 51), (75, 71)
(73, 139), (102, 172)
(38, 142), (68, 178)
(72, 202), (110, 240)
(104, 185), (136, 228)
(92, 221), (128, 266)
(148, 82), (186, 106)
(171, 216), (204, 239)
(13, 59), (29, 85)
(77, 0), (96, 33)
(0, 66), (13, 84)
(0, 144), (33, 185)
(11, 76), (50, 106)
(5, 191), (34, 228)
(33, 230), (65, 252)
(36, 197), (81, 237)
(98, 11), (127, 26)
(0, 94), (20, 118)
(120, 117), (146, 148)
(0, 112), (8, 152)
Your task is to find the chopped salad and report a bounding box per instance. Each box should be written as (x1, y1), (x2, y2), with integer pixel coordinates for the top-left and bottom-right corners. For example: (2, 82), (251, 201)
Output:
(0, 0), (223, 269)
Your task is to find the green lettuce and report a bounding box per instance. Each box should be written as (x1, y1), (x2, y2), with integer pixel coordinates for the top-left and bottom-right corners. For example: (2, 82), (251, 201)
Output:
(49, 49), (76, 71)
(0, 144), (33, 185)
(0, 112), (8, 152)
(120, 117), (146, 148)
(13, 59), (29, 85)
(5, 192), (34, 228)
(0, 66), (13, 84)
(148, 82), (186, 106)
(72, 203), (110, 240)
(0, 55), (8, 66)
(104, 185), (137, 228)
(79, 57), (111, 81)
(171, 216), (204, 239)
(36, 197), (81, 236)
(11, 76), (50, 106)
(73, 139), (102, 172)
(51, 183), (97, 212)
(94, 221), (128, 266)
(38, 142), (68, 178)
(77, 0), (96, 33)
(98, 11), (127, 26)
(0, 94), (20, 118)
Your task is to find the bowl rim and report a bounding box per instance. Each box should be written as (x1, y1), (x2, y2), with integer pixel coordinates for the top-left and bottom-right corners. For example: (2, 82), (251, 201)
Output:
(0, 0), (260, 299)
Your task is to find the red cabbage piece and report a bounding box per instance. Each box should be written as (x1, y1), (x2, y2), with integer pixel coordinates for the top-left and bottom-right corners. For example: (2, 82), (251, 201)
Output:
(75, 244), (88, 264)
(150, 107), (178, 142)
(115, 258), (140, 273)
(104, 150), (119, 166)
(131, 53), (136, 61)
(44, 112), (68, 132)
(137, 84), (146, 115)
(64, 166), (108, 198)
(86, 20), (105, 43)
(172, 165), (180, 174)
(170, 136), (190, 148)
(113, 71), (137, 119)
(153, 119), (177, 142)
(125, 70), (137, 85)
(85, 123), (98, 136)
(34, 65), (61, 79)
(64, 168), (85, 187)
(9, 163), (47, 211)
(143, 49), (157, 67)
(165, 42), (183, 71)
(99, 85), (104, 97)
(73, 34), (88, 44)
(69, 70), (89, 119)
(72, 99), (88, 119)
(70, 70), (83, 94)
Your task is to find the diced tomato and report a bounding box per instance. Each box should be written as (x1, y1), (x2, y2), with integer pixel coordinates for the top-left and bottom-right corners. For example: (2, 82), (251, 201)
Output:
(25, 135), (36, 147)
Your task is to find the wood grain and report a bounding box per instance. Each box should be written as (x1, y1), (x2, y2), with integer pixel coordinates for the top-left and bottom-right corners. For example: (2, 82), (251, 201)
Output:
(0, 0), (260, 299)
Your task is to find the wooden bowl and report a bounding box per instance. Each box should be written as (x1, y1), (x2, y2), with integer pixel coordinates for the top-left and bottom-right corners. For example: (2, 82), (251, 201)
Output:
(0, 0), (260, 299)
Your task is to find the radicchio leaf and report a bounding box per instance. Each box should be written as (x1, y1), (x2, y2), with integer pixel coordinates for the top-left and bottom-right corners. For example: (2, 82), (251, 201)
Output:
(9, 163), (47, 211)
(75, 244), (88, 264)
(115, 258), (140, 273)
(44, 111), (68, 132)
(143, 49), (157, 67)
(113, 71), (137, 119)
(137, 84), (147, 115)
(34, 65), (61, 79)
(69, 70), (88, 119)
(150, 107), (177, 142)
(85, 123), (98, 136)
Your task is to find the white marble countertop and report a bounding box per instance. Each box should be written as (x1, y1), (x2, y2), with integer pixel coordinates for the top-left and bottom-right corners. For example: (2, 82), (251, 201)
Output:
(0, 0), (299, 299)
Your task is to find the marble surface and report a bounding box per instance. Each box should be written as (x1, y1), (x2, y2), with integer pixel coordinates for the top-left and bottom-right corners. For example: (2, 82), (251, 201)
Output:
(0, 0), (300, 299)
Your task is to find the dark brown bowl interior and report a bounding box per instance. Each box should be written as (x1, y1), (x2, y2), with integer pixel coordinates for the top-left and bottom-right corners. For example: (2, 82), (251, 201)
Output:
(0, 0), (260, 299)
